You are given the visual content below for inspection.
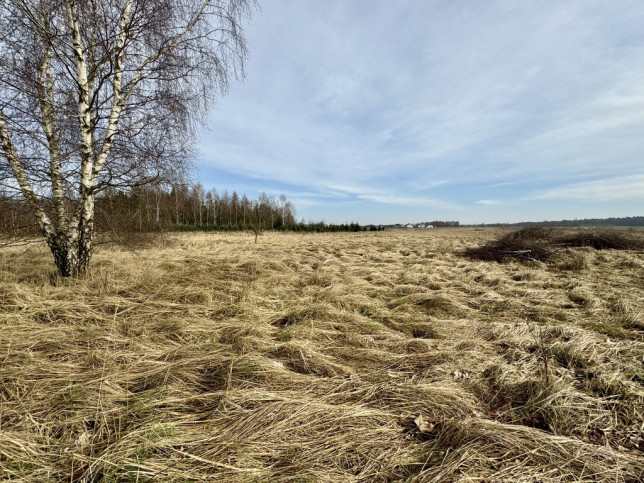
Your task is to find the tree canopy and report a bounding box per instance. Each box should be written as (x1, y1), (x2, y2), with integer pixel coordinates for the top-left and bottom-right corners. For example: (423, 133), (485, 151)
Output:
(0, 0), (254, 275)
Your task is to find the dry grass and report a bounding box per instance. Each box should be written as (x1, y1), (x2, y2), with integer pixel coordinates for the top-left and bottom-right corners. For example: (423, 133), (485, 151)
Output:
(1, 228), (643, 481)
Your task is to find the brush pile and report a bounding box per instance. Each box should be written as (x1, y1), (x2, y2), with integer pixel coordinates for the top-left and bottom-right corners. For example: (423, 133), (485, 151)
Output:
(463, 226), (644, 263)
(558, 229), (644, 250)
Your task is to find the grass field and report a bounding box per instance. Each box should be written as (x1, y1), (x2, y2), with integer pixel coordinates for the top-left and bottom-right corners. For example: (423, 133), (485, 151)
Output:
(1, 229), (643, 481)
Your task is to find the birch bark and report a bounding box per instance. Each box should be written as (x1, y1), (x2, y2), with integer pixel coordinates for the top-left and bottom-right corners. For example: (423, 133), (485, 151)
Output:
(0, 0), (251, 276)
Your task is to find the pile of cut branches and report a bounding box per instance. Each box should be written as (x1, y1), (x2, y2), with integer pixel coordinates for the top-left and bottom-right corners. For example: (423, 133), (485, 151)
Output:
(463, 227), (644, 263)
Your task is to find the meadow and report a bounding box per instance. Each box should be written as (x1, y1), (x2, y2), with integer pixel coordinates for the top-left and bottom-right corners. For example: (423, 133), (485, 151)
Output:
(1, 228), (643, 481)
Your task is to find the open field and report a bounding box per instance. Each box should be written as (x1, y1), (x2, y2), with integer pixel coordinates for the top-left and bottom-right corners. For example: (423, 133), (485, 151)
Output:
(1, 229), (643, 481)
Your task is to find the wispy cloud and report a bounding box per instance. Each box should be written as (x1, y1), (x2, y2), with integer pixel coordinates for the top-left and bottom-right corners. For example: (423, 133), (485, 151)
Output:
(476, 200), (503, 206)
(533, 175), (644, 201)
(197, 0), (644, 223)
(357, 193), (462, 210)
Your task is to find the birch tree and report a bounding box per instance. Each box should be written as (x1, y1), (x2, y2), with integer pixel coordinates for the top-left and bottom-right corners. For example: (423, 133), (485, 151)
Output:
(0, 0), (253, 276)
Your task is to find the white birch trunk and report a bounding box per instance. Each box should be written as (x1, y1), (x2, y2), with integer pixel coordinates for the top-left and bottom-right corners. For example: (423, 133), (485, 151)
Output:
(0, 0), (239, 276)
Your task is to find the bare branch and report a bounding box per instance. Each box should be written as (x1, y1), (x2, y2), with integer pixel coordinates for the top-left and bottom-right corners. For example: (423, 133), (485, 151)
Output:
(0, 107), (54, 238)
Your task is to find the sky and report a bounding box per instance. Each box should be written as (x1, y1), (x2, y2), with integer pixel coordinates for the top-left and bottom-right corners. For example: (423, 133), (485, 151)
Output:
(196, 0), (644, 225)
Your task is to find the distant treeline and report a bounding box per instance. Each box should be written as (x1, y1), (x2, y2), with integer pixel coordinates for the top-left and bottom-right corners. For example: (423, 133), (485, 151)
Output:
(176, 221), (385, 233)
(468, 216), (644, 228)
(427, 220), (460, 227)
(388, 220), (460, 228)
(97, 184), (298, 232)
(0, 184), (379, 238)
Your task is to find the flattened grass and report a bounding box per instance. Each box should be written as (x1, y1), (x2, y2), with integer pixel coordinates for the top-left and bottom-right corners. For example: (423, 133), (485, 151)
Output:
(1, 228), (643, 481)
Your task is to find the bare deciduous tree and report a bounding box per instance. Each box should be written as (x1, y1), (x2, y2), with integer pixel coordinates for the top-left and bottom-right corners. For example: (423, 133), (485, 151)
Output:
(0, 0), (254, 276)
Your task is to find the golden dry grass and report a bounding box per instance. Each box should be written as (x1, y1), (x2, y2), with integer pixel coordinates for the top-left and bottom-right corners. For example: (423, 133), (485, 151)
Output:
(1, 228), (643, 481)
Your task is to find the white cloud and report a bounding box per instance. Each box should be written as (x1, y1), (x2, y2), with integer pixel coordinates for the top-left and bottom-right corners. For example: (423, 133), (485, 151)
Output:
(197, 0), (644, 222)
(476, 200), (503, 206)
(533, 175), (644, 201)
(357, 193), (462, 209)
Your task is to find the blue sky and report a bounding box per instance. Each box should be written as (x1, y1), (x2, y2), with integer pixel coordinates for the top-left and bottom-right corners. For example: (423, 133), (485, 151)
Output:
(196, 0), (644, 224)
